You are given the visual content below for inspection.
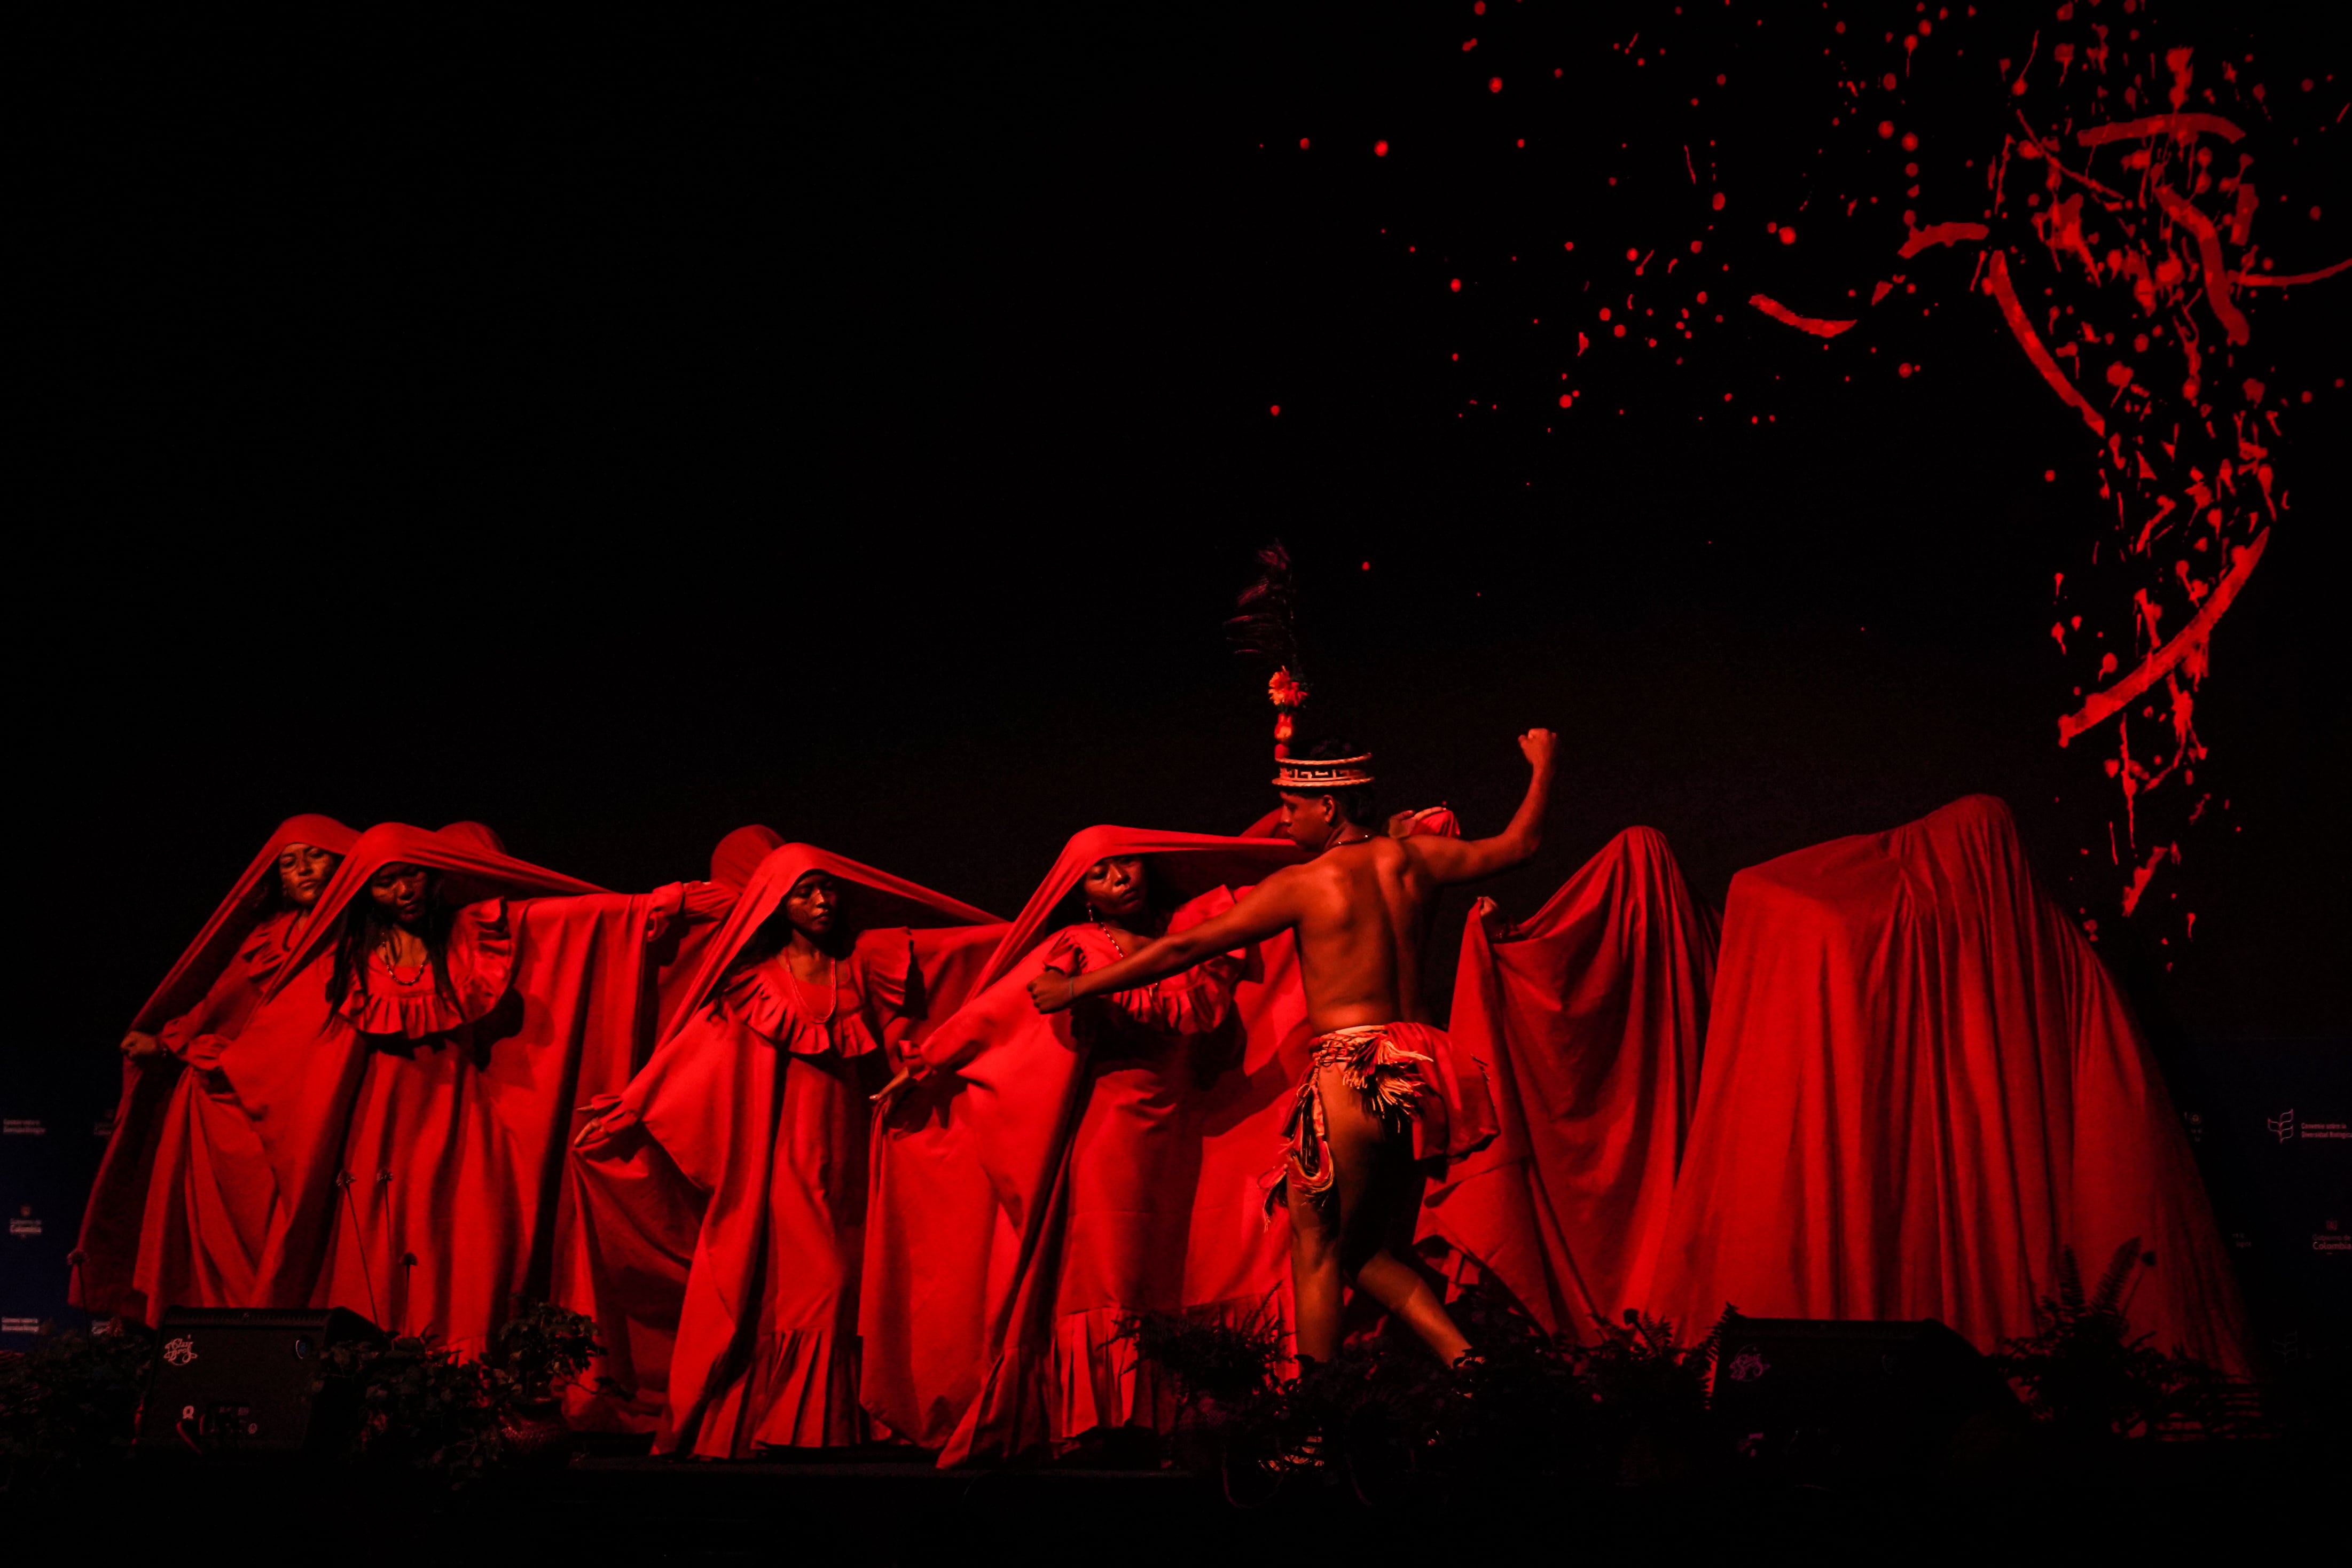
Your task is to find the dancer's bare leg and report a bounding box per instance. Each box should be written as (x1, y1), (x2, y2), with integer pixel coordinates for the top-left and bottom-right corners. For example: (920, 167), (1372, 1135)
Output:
(1289, 1063), (1470, 1366)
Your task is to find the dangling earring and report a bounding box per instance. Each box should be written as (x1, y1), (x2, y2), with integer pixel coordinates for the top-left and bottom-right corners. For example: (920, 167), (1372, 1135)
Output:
(1087, 899), (1128, 960)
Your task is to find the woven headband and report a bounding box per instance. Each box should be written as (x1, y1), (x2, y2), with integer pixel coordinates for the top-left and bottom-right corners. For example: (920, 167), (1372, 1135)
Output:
(1272, 753), (1375, 790)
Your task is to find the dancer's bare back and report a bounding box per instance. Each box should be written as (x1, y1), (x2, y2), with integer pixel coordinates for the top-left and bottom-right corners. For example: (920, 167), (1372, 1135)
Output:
(1032, 731), (1557, 1029)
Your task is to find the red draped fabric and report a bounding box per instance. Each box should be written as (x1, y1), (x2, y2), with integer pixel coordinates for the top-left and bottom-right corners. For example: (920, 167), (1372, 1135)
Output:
(709, 825), (785, 892)
(913, 826), (1308, 1465)
(1417, 827), (1715, 1339)
(1644, 796), (2250, 1372)
(551, 825), (782, 1431)
(74, 815), (361, 1322)
(221, 823), (712, 1352)
(568, 843), (1000, 1452)
(856, 921), (1012, 1447)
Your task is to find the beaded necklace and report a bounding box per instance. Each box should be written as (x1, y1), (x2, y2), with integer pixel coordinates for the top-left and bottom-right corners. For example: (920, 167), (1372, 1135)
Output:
(790, 950), (839, 1025)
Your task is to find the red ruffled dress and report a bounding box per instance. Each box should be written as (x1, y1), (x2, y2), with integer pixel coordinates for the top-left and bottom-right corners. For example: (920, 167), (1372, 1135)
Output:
(318, 901), (525, 1350)
(1035, 902), (1245, 1441)
(126, 908), (307, 1320)
(645, 930), (916, 1455)
(935, 888), (1250, 1462)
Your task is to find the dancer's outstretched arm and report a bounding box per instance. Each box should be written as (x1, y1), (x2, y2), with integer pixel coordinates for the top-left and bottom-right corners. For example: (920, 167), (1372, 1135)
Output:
(1402, 729), (1556, 885)
(1029, 872), (1303, 1014)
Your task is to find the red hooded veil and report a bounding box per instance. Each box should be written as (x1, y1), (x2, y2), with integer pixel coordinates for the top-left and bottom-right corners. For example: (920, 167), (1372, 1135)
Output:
(223, 822), (711, 1349)
(1416, 827), (1716, 1339)
(567, 843), (1001, 1448)
(909, 826), (1308, 1465)
(1644, 797), (2250, 1373)
(74, 814), (360, 1321)
(645, 825), (786, 1042)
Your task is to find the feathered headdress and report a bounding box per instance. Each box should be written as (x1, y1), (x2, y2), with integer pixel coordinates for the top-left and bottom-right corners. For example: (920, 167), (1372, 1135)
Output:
(1227, 542), (1374, 789)
(1225, 541), (1312, 758)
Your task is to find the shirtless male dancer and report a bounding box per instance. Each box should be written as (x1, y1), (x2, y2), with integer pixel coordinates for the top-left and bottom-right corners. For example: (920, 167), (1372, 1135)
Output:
(1030, 728), (1557, 1368)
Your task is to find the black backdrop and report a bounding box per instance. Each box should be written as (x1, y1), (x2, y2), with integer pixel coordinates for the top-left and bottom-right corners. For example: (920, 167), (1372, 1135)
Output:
(12, 3), (2345, 1341)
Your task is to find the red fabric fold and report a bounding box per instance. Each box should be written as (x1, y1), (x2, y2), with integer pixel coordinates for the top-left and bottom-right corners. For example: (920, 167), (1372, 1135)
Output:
(654, 879), (744, 1044)
(1643, 796), (2249, 1372)
(74, 814), (360, 1321)
(1416, 827), (1715, 1338)
(123, 911), (308, 1322)
(855, 923), (1017, 1448)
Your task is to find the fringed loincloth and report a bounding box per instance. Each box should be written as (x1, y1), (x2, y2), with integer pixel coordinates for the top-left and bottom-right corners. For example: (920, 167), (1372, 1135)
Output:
(1261, 1025), (1435, 1215)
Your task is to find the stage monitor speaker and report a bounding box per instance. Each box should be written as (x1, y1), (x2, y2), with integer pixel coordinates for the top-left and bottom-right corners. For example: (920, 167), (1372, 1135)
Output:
(137, 1306), (383, 1457)
(1710, 1315), (2022, 1476)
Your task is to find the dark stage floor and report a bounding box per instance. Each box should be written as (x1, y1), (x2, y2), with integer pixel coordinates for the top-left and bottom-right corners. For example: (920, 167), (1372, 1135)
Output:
(12, 1442), (2334, 1565)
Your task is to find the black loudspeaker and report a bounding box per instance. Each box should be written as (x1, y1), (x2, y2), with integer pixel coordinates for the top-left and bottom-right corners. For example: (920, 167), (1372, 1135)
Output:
(1710, 1315), (2022, 1477)
(138, 1307), (383, 1457)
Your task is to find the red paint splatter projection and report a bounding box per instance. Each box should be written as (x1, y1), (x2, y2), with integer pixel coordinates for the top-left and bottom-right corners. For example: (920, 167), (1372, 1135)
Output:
(1320, 3), (2345, 950)
(1733, 47), (2343, 921)
(1951, 27), (2338, 930)
(1878, 34), (2339, 934)
(1962, 26), (2336, 938)
(1749, 293), (1857, 336)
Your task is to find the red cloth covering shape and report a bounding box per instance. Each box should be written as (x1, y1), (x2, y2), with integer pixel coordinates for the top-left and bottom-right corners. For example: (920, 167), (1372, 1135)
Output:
(1644, 796), (2249, 1372)
(223, 823), (711, 1353)
(74, 814), (360, 1321)
(1417, 828), (1715, 1339)
(570, 843), (1000, 1453)
(914, 826), (1309, 1465)
(710, 825), (785, 891)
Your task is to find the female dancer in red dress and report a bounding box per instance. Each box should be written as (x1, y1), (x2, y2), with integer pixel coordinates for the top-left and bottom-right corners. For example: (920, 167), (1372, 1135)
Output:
(914, 826), (1305, 1464)
(572, 843), (998, 1455)
(75, 816), (358, 1322)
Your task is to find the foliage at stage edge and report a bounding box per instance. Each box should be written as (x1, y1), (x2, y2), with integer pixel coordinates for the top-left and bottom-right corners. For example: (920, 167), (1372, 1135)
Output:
(1131, 1242), (2274, 1494)
(1991, 1239), (2258, 1443)
(323, 1302), (600, 1485)
(1125, 1287), (1726, 1495)
(0, 1318), (155, 1483)
(0, 1302), (599, 1491)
